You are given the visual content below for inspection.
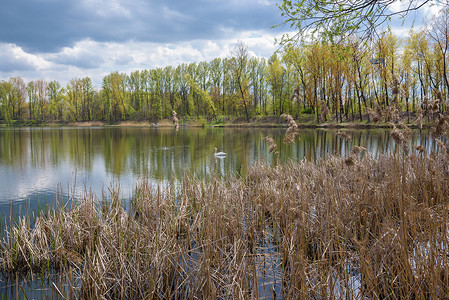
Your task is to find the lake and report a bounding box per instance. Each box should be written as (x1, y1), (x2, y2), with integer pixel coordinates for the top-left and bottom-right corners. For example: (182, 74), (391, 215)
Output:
(0, 125), (440, 298)
(0, 126), (433, 213)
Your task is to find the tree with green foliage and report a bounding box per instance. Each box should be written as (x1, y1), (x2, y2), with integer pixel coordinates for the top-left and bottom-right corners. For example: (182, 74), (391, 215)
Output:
(103, 72), (128, 121)
(0, 78), (27, 123)
(48, 81), (64, 121)
(231, 42), (251, 121)
(267, 53), (286, 115)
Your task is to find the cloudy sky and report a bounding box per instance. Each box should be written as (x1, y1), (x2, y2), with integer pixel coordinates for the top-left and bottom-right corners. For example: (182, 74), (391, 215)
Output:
(0, 0), (443, 88)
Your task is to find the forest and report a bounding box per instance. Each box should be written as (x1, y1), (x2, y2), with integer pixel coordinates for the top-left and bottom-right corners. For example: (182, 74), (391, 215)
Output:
(1, 12), (448, 125)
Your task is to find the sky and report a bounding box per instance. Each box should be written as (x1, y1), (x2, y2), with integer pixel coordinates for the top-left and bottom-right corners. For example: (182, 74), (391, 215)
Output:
(0, 0), (444, 88)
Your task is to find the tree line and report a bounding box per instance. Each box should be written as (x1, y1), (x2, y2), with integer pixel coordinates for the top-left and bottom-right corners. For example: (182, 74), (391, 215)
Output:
(1, 14), (448, 125)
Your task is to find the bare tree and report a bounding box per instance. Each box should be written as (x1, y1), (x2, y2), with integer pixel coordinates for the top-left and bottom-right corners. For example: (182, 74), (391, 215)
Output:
(231, 41), (250, 121)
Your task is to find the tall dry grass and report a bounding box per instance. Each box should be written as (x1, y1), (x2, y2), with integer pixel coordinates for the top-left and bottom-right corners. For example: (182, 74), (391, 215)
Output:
(1, 150), (449, 299)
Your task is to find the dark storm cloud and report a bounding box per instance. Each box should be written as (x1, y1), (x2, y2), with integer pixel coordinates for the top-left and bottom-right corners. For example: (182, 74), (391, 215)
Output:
(0, 0), (282, 53)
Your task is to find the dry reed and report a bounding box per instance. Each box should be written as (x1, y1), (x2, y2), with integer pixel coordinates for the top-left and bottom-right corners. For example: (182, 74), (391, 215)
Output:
(1, 151), (449, 299)
(281, 114), (299, 144)
(320, 100), (330, 122)
(263, 136), (279, 154)
(172, 111), (179, 131)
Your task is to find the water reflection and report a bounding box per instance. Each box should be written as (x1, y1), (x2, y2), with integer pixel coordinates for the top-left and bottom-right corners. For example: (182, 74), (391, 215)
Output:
(0, 126), (435, 205)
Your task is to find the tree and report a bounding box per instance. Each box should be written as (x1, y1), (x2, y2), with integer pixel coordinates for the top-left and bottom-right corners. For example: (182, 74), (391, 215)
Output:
(427, 9), (449, 94)
(0, 81), (12, 123)
(277, 0), (448, 42)
(3, 77), (27, 122)
(35, 79), (49, 122)
(231, 42), (251, 121)
(348, 38), (372, 121)
(103, 72), (128, 121)
(267, 53), (286, 115)
(48, 80), (64, 121)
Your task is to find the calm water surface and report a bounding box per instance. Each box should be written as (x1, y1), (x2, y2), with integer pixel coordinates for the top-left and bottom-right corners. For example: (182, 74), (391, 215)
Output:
(0, 126), (434, 210)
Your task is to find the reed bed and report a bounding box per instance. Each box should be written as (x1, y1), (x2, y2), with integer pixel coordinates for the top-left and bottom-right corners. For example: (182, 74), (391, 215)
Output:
(1, 152), (449, 299)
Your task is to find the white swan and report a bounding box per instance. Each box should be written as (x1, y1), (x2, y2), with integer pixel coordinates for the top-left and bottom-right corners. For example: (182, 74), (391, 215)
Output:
(214, 147), (226, 157)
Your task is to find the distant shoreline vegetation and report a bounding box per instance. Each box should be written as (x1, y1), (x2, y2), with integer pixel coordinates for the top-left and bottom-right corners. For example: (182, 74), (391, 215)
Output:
(0, 114), (439, 130)
(1, 28), (448, 127)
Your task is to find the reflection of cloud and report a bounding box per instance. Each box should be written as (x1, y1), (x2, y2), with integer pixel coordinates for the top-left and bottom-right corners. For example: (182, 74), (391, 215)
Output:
(0, 166), (57, 202)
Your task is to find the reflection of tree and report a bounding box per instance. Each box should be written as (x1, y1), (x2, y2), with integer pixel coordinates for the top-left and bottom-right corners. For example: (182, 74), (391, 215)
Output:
(0, 129), (29, 168)
(0, 128), (433, 184)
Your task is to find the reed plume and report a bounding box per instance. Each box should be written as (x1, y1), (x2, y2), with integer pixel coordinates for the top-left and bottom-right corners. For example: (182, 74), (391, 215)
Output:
(391, 75), (400, 103)
(320, 100), (329, 122)
(435, 138), (449, 154)
(422, 95), (430, 110)
(412, 144), (426, 154)
(336, 131), (352, 141)
(416, 106), (423, 130)
(281, 114), (299, 144)
(172, 110), (179, 131)
(263, 136), (279, 154)
(432, 115), (449, 138)
(367, 107), (381, 123)
(290, 86), (303, 103)
(351, 145), (367, 155)
(390, 123), (410, 155)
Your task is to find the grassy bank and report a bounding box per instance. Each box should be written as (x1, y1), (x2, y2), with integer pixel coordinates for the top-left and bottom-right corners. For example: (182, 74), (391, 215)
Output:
(209, 113), (436, 130)
(0, 112), (434, 129)
(1, 150), (448, 299)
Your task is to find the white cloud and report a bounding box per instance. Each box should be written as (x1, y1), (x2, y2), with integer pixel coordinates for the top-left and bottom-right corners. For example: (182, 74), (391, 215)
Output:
(1, 29), (284, 87)
(0, 43), (51, 72)
(47, 39), (105, 69)
(422, 0), (445, 17)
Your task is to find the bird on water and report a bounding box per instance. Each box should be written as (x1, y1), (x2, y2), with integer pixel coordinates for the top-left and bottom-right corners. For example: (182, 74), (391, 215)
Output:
(214, 148), (226, 157)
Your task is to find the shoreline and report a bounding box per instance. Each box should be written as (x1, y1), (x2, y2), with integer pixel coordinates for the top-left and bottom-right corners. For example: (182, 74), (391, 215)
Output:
(0, 116), (432, 130)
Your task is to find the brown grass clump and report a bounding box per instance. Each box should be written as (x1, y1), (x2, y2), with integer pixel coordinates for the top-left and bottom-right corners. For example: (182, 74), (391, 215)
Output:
(2, 153), (449, 299)
(118, 121), (150, 127)
(157, 119), (174, 127)
(68, 121), (105, 127)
